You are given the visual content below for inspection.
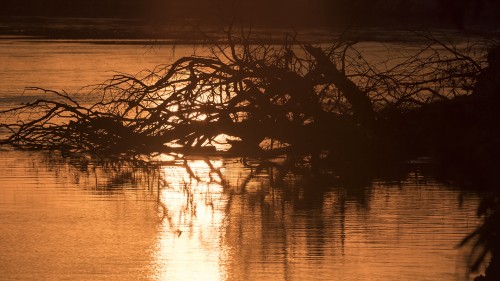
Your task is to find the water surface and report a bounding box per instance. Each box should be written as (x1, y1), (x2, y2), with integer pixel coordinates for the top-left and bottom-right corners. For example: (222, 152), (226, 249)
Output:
(0, 148), (480, 281)
(0, 39), (482, 280)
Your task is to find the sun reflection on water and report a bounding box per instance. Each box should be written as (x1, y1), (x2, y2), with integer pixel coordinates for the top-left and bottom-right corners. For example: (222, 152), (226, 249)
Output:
(150, 159), (229, 281)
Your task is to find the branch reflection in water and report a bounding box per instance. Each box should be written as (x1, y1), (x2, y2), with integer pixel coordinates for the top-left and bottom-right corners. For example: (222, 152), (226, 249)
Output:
(8, 151), (481, 281)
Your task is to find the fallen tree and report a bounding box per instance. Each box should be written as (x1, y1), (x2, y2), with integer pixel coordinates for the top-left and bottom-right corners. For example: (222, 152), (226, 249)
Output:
(0, 30), (485, 166)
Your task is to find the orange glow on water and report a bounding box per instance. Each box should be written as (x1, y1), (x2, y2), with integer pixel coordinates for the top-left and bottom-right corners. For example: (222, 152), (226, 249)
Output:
(0, 149), (483, 281)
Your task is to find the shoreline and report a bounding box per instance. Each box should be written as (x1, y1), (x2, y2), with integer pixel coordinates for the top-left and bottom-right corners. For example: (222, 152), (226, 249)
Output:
(1, 16), (499, 44)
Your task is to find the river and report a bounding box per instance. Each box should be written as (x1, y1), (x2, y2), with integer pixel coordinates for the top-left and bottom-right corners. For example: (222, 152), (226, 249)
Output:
(0, 38), (482, 280)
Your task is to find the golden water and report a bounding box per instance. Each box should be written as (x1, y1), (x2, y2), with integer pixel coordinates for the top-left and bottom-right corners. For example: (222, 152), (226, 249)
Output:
(0, 39), (481, 280)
